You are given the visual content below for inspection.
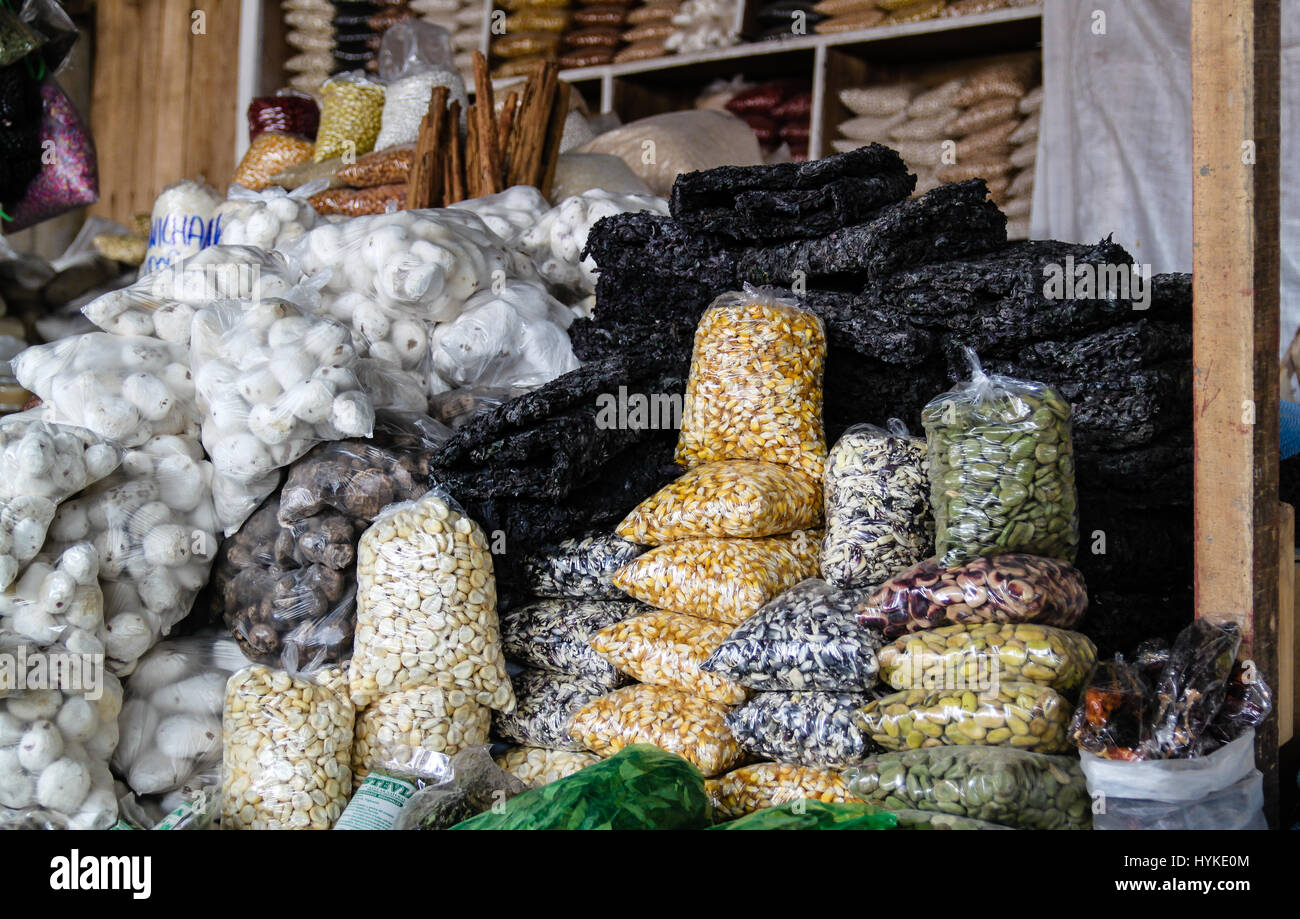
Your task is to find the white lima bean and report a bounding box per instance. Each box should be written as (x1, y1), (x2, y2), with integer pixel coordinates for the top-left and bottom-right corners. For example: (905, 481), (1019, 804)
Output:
(82, 246), (302, 347)
(349, 491), (515, 713)
(351, 685), (490, 781)
(0, 666), (123, 830)
(221, 665), (354, 830)
(14, 333), (199, 448)
(190, 300), (376, 534)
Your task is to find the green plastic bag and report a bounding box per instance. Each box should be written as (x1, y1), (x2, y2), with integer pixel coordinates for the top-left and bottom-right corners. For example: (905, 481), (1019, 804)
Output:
(449, 745), (713, 830)
(709, 800), (898, 830)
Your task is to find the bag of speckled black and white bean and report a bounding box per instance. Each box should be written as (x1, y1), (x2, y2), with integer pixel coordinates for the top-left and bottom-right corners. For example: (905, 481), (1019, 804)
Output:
(492, 667), (608, 751)
(676, 286), (828, 481)
(725, 690), (878, 767)
(921, 348), (1079, 567)
(703, 578), (881, 691)
(519, 533), (644, 600)
(821, 420), (933, 589)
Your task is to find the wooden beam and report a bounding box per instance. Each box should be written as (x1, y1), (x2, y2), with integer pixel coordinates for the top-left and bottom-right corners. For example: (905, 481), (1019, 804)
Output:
(1190, 0), (1281, 819)
(1280, 503), (1294, 745)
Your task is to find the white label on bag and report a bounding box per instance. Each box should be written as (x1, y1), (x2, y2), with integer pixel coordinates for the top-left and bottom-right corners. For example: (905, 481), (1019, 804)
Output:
(333, 772), (418, 830)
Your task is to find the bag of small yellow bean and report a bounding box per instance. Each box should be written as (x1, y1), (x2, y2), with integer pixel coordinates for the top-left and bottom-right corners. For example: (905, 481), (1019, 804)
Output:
(856, 681), (1072, 754)
(314, 72), (386, 162)
(352, 685), (492, 781)
(349, 488), (516, 712)
(706, 762), (856, 820)
(611, 530), (822, 625)
(232, 132), (315, 191)
(616, 459), (823, 545)
(676, 286), (828, 481)
(494, 746), (601, 787)
(878, 623), (1097, 697)
(221, 665), (355, 830)
(590, 609), (751, 703)
(569, 684), (747, 776)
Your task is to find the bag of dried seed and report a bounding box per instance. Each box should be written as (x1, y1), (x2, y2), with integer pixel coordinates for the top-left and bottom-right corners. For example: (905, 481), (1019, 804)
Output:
(519, 533), (644, 600)
(221, 665), (355, 830)
(616, 459), (823, 545)
(494, 746), (601, 787)
(707, 762), (855, 820)
(703, 579), (881, 691)
(352, 685), (492, 781)
(726, 691), (876, 767)
(857, 682), (1073, 754)
(499, 599), (641, 689)
(676, 286), (828, 480)
(821, 420), (933, 589)
(349, 487), (515, 712)
(313, 72), (386, 162)
(853, 553), (1089, 639)
(612, 531), (822, 626)
(878, 622), (1097, 696)
(590, 609), (750, 704)
(569, 684), (747, 777)
(922, 348), (1079, 567)
(491, 668), (608, 751)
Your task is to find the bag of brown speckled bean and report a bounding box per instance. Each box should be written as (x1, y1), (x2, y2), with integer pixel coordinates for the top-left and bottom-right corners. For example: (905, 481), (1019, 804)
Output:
(676, 286), (828, 481)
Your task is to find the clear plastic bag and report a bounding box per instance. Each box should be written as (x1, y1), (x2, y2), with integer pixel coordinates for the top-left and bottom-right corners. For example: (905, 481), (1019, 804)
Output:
(519, 532), (644, 600)
(611, 531), (822, 626)
(499, 599), (639, 688)
(494, 745), (600, 787)
(211, 185), (322, 251)
(225, 567), (356, 673)
(676, 286), (828, 480)
(232, 132), (314, 192)
(248, 89), (320, 141)
(591, 609), (750, 704)
(879, 623), (1096, 697)
(221, 665), (355, 830)
(375, 69), (467, 151)
(112, 632), (244, 796)
(393, 746), (530, 829)
(0, 415), (121, 589)
(616, 460), (822, 545)
(858, 681), (1072, 754)
(491, 667), (607, 751)
(313, 72), (386, 162)
(0, 543), (104, 660)
(821, 421), (933, 589)
(0, 649), (123, 830)
(887, 808), (1012, 830)
(1069, 657), (1158, 761)
(702, 578), (882, 691)
(854, 554), (1089, 639)
(48, 436), (219, 670)
(350, 488), (515, 712)
(447, 185), (551, 245)
(335, 146), (415, 188)
(14, 333), (199, 447)
(4, 76), (99, 232)
(569, 684), (747, 777)
(308, 184), (407, 217)
(143, 179), (222, 274)
(82, 244), (306, 344)
(846, 746), (1091, 830)
(922, 348), (1079, 566)
(352, 685), (491, 781)
(725, 691), (873, 767)
(190, 300), (376, 532)
(1151, 619), (1242, 759)
(707, 763), (854, 820)
(377, 19), (457, 82)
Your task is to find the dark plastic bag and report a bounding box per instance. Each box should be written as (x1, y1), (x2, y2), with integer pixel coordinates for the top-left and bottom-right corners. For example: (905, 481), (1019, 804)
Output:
(449, 745), (713, 830)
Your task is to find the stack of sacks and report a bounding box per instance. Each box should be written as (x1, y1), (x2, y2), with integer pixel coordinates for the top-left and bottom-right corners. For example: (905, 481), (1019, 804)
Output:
(812, 0), (948, 33)
(492, 535), (645, 786)
(411, 0), (488, 80)
(557, 0), (620, 70)
(331, 1), (392, 74)
(754, 0), (823, 40)
(282, 0), (335, 95)
(615, 0), (680, 63)
(832, 55), (1041, 236)
(723, 80), (813, 161)
(665, 0), (739, 53)
(1005, 84), (1042, 239)
(490, 0), (570, 79)
(555, 289), (828, 784)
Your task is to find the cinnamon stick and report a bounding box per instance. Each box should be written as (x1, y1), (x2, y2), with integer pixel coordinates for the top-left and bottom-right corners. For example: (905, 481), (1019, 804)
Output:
(497, 90), (518, 179)
(447, 100), (465, 204)
(539, 80), (570, 200)
(471, 50), (503, 195)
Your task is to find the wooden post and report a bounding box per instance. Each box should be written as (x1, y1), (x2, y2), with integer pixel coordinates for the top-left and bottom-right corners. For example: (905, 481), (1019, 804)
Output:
(1190, 0), (1281, 822)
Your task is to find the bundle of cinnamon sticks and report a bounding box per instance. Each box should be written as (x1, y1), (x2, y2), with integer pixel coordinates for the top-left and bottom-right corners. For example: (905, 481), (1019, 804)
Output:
(407, 51), (571, 209)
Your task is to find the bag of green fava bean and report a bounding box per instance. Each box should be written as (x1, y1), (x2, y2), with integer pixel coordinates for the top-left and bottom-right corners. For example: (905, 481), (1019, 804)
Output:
(922, 348), (1079, 568)
(448, 745), (713, 830)
(708, 800), (898, 830)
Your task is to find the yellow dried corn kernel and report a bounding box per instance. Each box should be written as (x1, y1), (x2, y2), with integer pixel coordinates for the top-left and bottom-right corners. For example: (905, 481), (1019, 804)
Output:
(314, 76), (385, 163)
(677, 289), (828, 481)
(707, 762), (854, 819)
(616, 459), (823, 545)
(591, 609), (750, 704)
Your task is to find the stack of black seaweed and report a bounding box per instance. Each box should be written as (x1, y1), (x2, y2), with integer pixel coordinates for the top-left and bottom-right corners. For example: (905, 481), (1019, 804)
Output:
(428, 354), (685, 605)
(568, 144), (1193, 655)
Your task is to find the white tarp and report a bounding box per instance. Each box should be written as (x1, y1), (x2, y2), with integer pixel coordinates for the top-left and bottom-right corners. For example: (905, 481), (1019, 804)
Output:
(1033, 0), (1299, 354)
